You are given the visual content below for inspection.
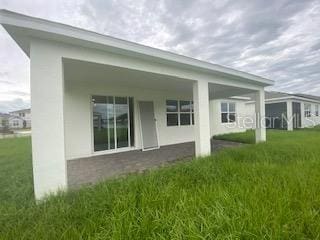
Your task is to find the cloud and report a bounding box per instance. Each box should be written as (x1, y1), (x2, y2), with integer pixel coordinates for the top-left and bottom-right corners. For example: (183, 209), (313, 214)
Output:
(0, 0), (319, 100)
(0, 90), (30, 97)
(76, 0), (320, 96)
(0, 98), (30, 113)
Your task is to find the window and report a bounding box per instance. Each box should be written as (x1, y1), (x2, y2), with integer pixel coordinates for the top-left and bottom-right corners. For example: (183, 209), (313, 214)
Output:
(166, 100), (179, 126)
(166, 100), (194, 126)
(304, 103), (311, 117)
(179, 101), (191, 125)
(315, 105), (319, 117)
(221, 102), (236, 123)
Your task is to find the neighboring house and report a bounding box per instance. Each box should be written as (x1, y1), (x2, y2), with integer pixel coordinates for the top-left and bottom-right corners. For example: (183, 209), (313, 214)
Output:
(0, 113), (10, 132)
(9, 108), (31, 129)
(0, 10), (274, 199)
(245, 91), (320, 130)
(8, 116), (24, 129)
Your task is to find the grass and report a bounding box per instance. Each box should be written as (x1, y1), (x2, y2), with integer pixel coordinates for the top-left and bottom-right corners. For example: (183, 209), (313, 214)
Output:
(0, 129), (320, 239)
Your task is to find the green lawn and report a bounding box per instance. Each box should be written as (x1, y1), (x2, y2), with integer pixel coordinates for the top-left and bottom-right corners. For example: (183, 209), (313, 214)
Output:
(1, 129), (320, 239)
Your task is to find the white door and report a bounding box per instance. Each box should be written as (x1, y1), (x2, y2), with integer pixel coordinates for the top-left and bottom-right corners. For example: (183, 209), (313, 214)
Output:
(139, 101), (159, 150)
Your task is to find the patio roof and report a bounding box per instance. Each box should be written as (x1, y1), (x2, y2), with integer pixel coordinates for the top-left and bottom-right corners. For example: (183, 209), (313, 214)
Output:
(0, 9), (274, 87)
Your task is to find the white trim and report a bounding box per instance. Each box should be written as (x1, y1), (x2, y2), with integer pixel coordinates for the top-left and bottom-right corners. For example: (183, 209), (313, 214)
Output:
(154, 117), (161, 151)
(127, 97), (131, 148)
(113, 96), (117, 150)
(266, 96), (320, 104)
(142, 146), (160, 152)
(220, 101), (236, 124)
(107, 100), (111, 150)
(90, 94), (134, 155)
(304, 103), (312, 118)
(166, 99), (194, 127)
(138, 102), (144, 151)
(266, 96), (320, 103)
(246, 96), (320, 105)
(90, 95), (94, 155)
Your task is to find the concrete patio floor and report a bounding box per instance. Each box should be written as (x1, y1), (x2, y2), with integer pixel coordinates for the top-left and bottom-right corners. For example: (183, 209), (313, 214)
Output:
(67, 139), (243, 188)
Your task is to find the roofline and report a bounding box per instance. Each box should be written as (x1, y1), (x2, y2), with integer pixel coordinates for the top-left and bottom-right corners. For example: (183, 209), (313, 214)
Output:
(265, 96), (320, 104)
(9, 115), (24, 119)
(9, 108), (31, 113)
(246, 96), (320, 104)
(0, 9), (274, 86)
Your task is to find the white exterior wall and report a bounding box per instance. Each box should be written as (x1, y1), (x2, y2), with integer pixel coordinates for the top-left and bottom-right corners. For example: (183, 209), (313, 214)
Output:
(209, 99), (248, 136)
(64, 81), (252, 159)
(28, 38), (267, 199)
(244, 103), (256, 129)
(301, 102), (320, 128)
(24, 112), (32, 128)
(64, 81), (195, 160)
(30, 40), (67, 199)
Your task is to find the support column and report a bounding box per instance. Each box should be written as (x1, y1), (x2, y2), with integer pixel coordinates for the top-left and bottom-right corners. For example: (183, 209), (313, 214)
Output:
(300, 102), (305, 128)
(193, 80), (211, 156)
(286, 100), (293, 131)
(30, 40), (67, 200)
(255, 89), (266, 143)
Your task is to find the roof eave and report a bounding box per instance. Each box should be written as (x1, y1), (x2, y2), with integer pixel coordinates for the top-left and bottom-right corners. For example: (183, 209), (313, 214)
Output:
(0, 9), (274, 87)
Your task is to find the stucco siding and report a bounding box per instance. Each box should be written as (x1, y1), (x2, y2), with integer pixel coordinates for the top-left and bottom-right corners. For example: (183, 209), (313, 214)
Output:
(302, 102), (320, 127)
(209, 99), (247, 136)
(64, 79), (251, 160)
(64, 81), (196, 160)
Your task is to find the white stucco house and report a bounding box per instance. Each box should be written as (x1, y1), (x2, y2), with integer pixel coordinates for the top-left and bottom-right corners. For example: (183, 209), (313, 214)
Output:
(245, 92), (320, 130)
(0, 10), (274, 200)
(9, 108), (31, 129)
(0, 113), (10, 131)
(8, 115), (24, 129)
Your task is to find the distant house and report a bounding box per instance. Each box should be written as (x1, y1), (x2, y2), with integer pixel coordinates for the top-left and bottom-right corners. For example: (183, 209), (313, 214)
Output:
(8, 115), (25, 129)
(9, 108), (31, 129)
(245, 92), (320, 130)
(0, 113), (10, 131)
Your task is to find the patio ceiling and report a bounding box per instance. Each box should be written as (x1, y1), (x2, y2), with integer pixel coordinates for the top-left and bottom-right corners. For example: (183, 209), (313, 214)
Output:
(64, 59), (257, 100)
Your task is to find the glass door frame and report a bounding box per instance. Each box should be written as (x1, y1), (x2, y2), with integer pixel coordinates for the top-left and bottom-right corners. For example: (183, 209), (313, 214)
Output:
(91, 95), (135, 155)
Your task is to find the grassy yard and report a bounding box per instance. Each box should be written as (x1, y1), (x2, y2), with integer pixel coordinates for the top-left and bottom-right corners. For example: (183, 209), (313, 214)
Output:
(0, 129), (320, 239)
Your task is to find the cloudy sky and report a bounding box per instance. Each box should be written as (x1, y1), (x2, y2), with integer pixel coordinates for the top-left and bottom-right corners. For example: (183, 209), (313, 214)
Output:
(0, 0), (319, 112)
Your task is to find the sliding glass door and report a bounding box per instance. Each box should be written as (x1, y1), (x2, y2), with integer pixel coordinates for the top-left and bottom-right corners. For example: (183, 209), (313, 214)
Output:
(115, 97), (129, 148)
(92, 96), (134, 152)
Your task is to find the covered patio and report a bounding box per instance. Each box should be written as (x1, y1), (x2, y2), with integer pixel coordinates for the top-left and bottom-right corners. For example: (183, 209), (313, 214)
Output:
(68, 139), (243, 188)
(0, 10), (273, 199)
